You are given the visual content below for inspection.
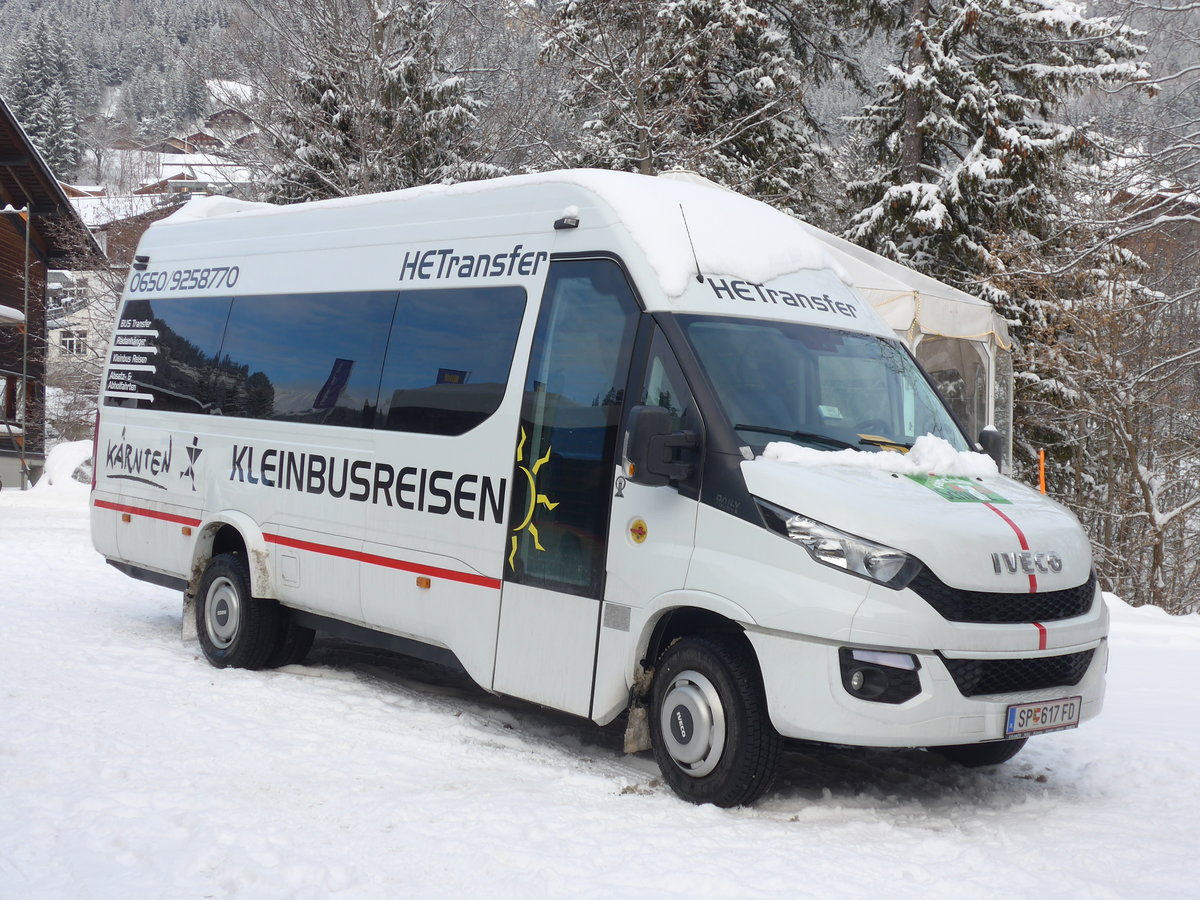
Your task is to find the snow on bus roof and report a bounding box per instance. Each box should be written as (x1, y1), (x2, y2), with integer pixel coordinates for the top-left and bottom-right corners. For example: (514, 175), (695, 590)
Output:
(162, 170), (846, 299)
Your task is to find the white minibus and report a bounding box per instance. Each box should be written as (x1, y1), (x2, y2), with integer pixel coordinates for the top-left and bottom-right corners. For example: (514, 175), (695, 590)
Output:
(92, 170), (1106, 806)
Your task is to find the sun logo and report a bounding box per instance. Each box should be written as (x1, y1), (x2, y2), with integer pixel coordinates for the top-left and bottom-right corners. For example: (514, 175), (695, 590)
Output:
(509, 427), (559, 570)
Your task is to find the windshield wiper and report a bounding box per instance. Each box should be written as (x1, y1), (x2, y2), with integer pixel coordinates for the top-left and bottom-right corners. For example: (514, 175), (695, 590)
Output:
(734, 424), (858, 451)
(858, 435), (914, 451)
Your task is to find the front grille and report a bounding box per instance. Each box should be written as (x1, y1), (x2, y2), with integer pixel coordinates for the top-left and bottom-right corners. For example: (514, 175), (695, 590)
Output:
(942, 649), (1095, 697)
(908, 568), (1096, 624)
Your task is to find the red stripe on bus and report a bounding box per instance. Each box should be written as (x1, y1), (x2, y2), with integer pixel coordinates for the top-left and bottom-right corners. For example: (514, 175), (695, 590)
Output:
(94, 498), (202, 528)
(263, 532), (502, 591)
(984, 502), (1037, 593)
(1034, 622), (1048, 651)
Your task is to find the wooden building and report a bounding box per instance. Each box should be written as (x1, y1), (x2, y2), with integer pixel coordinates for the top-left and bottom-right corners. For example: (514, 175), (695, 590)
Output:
(1, 95), (103, 488)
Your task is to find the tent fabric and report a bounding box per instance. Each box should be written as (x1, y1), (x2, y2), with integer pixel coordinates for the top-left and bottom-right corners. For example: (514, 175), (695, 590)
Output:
(791, 220), (1012, 350)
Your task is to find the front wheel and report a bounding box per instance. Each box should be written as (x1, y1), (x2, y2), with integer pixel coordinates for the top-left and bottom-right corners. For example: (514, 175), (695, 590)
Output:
(650, 634), (780, 807)
(195, 553), (281, 670)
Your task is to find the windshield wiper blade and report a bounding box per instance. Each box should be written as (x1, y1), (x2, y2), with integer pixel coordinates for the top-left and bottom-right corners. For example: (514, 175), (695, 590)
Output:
(734, 424), (857, 450)
(858, 435), (914, 451)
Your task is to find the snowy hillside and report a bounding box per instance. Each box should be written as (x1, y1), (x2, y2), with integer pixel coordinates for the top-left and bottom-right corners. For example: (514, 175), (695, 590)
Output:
(2, 476), (1199, 899)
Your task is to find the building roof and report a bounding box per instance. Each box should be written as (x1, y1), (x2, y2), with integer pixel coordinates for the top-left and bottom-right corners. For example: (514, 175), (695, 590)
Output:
(70, 193), (170, 228)
(0, 302), (24, 325)
(0, 95), (105, 267)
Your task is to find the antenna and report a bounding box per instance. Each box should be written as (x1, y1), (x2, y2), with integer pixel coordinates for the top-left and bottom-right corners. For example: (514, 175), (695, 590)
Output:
(679, 205), (704, 283)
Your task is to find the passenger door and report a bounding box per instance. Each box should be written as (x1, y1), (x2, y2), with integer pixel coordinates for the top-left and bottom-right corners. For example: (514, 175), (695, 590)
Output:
(491, 258), (640, 715)
(593, 327), (702, 721)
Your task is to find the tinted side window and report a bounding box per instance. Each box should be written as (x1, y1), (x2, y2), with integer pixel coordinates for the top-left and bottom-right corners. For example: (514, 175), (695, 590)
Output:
(103, 296), (232, 413)
(213, 292), (396, 427)
(377, 287), (527, 436)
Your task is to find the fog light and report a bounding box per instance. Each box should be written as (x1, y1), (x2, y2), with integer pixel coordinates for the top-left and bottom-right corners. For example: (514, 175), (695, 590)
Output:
(839, 648), (923, 704)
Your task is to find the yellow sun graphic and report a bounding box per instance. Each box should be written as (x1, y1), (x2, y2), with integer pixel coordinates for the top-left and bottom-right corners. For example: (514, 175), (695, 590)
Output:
(509, 427), (560, 570)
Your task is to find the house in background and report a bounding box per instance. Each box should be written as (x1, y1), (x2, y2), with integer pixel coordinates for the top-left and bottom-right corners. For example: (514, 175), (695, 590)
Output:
(46, 195), (184, 427)
(1, 94), (103, 489)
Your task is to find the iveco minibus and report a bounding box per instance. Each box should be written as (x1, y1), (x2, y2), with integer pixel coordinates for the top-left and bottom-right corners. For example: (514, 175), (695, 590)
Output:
(92, 170), (1106, 806)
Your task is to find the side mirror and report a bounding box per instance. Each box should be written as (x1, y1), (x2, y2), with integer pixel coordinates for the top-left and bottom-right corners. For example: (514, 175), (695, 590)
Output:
(978, 427), (1005, 470)
(625, 405), (698, 486)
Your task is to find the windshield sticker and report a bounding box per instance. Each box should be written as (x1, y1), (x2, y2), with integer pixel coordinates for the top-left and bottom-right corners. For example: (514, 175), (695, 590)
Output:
(907, 474), (1010, 504)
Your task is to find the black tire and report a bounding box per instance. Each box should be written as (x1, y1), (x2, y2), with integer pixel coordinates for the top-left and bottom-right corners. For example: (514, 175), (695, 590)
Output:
(266, 610), (316, 668)
(935, 737), (1028, 767)
(650, 634), (781, 807)
(195, 553), (281, 670)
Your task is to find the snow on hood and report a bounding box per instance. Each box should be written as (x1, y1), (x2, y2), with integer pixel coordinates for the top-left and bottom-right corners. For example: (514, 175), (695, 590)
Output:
(762, 434), (998, 478)
(745, 437), (1091, 591)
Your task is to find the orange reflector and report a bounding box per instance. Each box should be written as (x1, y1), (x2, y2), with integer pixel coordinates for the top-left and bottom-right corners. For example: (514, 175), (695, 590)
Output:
(121, 513), (131, 523)
(181, 526), (192, 536)
(416, 576), (432, 589)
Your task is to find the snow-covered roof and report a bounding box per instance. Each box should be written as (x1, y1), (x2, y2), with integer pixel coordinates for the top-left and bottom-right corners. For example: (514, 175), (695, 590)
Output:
(206, 79), (255, 106)
(161, 169), (848, 299)
(139, 154), (253, 190)
(70, 194), (167, 228)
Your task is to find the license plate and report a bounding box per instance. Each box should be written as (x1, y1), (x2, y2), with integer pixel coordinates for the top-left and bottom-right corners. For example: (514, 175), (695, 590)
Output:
(1005, 696), (1082, 736)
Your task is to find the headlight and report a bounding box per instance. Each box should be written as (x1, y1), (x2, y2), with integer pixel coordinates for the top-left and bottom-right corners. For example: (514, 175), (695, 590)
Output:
(756, 499), (920, 589)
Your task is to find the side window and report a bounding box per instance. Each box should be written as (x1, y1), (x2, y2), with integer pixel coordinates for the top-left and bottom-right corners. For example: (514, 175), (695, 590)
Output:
(377, 286), (527, 436)
(506, 259), (641, 598)
(916, 336), (989, 440)
(639, 329), (696, 432)
(103, 296), (232, 413)
(215, 292), (395, 427)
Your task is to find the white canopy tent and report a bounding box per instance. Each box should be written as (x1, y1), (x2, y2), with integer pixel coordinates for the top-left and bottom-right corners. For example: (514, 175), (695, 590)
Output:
(792, 220), (1013, 469)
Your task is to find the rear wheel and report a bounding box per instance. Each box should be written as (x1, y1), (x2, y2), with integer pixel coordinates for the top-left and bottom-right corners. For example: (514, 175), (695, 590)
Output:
(195, 553), (281, 670)
(935, 738), (1028, 767)
(266, 611), (315, 668)
(650, 634), (780, 807)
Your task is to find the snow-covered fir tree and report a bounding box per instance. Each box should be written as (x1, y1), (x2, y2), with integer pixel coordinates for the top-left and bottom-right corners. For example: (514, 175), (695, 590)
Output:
(845, 0), (1145, 288)
(1, 11), (87, 178)
(253, 0), (504, 202)
(542, 0), (832, 210)
(28, 84), (83, 177)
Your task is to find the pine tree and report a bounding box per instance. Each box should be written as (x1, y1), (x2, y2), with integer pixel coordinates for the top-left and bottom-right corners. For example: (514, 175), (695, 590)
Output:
(1, 12), (87, 180)
(542, 0), (829, 210)
(258, 0), (504, 202)
(29, 84), (82, 177)
(845, 0), (1146, 288)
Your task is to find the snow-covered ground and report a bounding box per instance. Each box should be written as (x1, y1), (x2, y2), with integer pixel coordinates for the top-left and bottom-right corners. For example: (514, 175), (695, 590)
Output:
(3, 469), (1199, 899)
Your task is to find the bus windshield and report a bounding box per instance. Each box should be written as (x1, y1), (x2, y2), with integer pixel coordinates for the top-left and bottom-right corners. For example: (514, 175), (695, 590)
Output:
(681, 316), (970, 453)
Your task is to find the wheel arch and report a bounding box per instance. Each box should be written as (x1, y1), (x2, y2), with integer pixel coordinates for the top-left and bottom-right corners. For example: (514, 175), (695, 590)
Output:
(188, 510), (275, 600)
(635, 592), (760, 680)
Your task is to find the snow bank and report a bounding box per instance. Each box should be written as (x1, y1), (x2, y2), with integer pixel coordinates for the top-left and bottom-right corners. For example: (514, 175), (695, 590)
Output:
(762, 434), (998, 478)
(32, 440), (93, 491)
